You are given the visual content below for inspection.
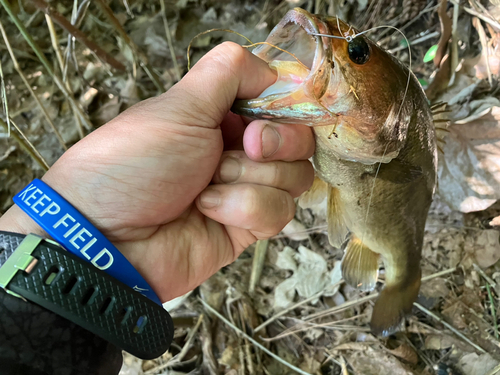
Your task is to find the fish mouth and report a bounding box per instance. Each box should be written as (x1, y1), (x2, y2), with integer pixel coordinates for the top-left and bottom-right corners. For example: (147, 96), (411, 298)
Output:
(232, 8), (333, 124)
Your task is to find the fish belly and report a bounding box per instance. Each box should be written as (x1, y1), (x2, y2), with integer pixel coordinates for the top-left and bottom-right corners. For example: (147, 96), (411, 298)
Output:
(312, 146), (433, 335)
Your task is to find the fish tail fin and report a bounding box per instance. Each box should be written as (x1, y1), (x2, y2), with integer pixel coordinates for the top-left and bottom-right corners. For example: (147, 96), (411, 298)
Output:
(370, 268), (421, 337)
(341, 235), (379, 292)
(327, 186), (348, 248)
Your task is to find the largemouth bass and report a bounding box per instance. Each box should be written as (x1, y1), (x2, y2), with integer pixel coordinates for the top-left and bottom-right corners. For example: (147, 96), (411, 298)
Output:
(232, 8), (437, 336)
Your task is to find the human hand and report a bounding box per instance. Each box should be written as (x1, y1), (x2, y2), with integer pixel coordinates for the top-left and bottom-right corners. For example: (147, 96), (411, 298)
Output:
(0, 42), (315, 302)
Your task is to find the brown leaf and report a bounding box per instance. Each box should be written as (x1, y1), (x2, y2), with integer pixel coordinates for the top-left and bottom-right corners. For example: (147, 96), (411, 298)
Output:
(472, 230), (500, 268)
(425, 334), (456, 350)
(441, 300), (467, 330)
(388, 344), (418, 365)
(420, 277), (450, 299)
(458, 353), (499, 375)
(475, 31), (500, 80)
(438, 106), (500, 212)
(345, 347), (416, 375)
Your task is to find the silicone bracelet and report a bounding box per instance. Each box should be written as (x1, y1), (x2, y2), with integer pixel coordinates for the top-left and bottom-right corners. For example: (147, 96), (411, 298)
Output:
(13, 179), (162, 305)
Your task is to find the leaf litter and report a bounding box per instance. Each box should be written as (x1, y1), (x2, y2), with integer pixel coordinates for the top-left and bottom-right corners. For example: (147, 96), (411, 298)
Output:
(1, 0), (500, 374)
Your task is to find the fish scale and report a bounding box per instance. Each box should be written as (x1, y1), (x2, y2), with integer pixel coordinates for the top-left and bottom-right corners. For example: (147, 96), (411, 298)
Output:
(232, 7), (437, 336)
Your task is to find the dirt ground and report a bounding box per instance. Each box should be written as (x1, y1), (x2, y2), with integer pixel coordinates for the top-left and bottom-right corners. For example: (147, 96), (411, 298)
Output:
(1, 0), (500, 374)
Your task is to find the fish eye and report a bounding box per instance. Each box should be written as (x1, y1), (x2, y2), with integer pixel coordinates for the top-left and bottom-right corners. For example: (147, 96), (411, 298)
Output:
(347, 37), (370, 65)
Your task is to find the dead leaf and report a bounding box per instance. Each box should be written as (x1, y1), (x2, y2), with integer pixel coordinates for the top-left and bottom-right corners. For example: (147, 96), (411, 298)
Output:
(162, 291), (193, 311)
(299, 352), (322, 374)
(273, 246), (341, 309)
(458, 353), (499, 375)
(471, 229), (500, 268)
(438, 106), (500, 212)
(388, 343), (418, 365)
(429, 55), (480, 106)
(119, 76), (140, 109)
(219, 345), (237, 369)
(92, 95), (121, 126)
(425, 334), (455, 350)
(281, 219), (309, 241)
(424, 333), (473, 352)
(420, 277), (450, 299)
(275, 246), (298, 272)
(441, 300), (467, 330)
(334, 342), (375, 351)
(345, 347), (416, 375)
(119, 352), (143, 375)
(475, 33), (500, 80)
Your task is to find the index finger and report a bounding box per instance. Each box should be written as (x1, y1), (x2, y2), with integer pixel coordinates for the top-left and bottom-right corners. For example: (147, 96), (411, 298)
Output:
(164, 42), (276, 129)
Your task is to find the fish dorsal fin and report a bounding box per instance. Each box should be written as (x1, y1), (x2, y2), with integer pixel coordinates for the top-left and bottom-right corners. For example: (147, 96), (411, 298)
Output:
(327, 186), (348, 248)
(341, 235), (379, 292)
(432, 101), (451, 155)
(298, 176), (328, 208)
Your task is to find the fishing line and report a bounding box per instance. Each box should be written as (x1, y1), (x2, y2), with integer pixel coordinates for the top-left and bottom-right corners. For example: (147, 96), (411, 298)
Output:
(187, 27), (341, 123)
(186, 28), (309, 71)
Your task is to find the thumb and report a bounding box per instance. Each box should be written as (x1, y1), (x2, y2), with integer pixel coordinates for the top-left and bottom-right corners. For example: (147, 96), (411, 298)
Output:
(158, 42), (276, 129)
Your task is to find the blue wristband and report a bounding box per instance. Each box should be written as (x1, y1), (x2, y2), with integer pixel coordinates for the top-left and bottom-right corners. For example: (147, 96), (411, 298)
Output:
(13, 179), (162, 305)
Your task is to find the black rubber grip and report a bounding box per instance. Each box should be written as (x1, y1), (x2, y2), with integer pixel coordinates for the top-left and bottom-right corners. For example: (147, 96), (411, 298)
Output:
(0, 231), (173, 359)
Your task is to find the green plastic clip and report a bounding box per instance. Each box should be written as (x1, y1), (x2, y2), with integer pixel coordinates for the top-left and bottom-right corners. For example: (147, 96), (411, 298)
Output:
(0, 234), (43, 298)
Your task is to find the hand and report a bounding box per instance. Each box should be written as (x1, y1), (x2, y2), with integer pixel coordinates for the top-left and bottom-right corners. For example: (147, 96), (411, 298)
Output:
(0, 42), (315, 302)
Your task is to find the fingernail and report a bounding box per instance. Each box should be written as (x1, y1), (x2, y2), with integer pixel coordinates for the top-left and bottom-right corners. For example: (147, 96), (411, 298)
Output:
(219, 157), (241, 183)
(199, 188), (221, 209)
(262, 125), (281, 158)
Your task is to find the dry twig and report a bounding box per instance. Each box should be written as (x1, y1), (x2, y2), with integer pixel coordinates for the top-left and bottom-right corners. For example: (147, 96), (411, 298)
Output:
(1, 0), (90, 137)
(159, 0), (181, 82)
(249, 239), (269, 294)
(0, 118), (49, 171)
(145, 314), (204, 374)
(255, 281), (344, 333)
(31, 0), (126, 71)
(486, 363), (500, 375)
(93, 0), (165, 93)
(414, 302), (487, 354)
(199, 297), (313, 375)
(304, 268), (457, 321)
(450, 0), (500, 30)
(0, 21), (67, 150)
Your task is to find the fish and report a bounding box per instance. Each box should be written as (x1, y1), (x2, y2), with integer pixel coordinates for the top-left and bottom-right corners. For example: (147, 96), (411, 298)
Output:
(232, 8), (438, 336)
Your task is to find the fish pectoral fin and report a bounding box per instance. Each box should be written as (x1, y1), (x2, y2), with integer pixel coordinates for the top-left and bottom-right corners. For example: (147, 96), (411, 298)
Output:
(371, 159), (422, 184)
(298, 176), (328, 208)
(327, 186), (349, 248)
(341, 236), (379, 292)
(370, 270), (421, 337)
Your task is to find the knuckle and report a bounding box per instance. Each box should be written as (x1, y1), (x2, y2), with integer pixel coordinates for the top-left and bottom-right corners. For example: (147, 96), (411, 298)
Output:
(269, 162), (284, 187)
(281, 192), (296, 223)
(240, 185), (261, 219)
(224, 150), (245, 159)
(267, 192), (296, 235)
(265, 192), (295, 236)
(296, 161), (315, 193)
(209, 42), (247, 72)
(239, 186), (295, 233)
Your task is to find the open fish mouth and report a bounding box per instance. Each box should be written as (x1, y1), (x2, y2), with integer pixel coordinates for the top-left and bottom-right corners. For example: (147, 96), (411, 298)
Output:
(232, 8), (333, 124)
